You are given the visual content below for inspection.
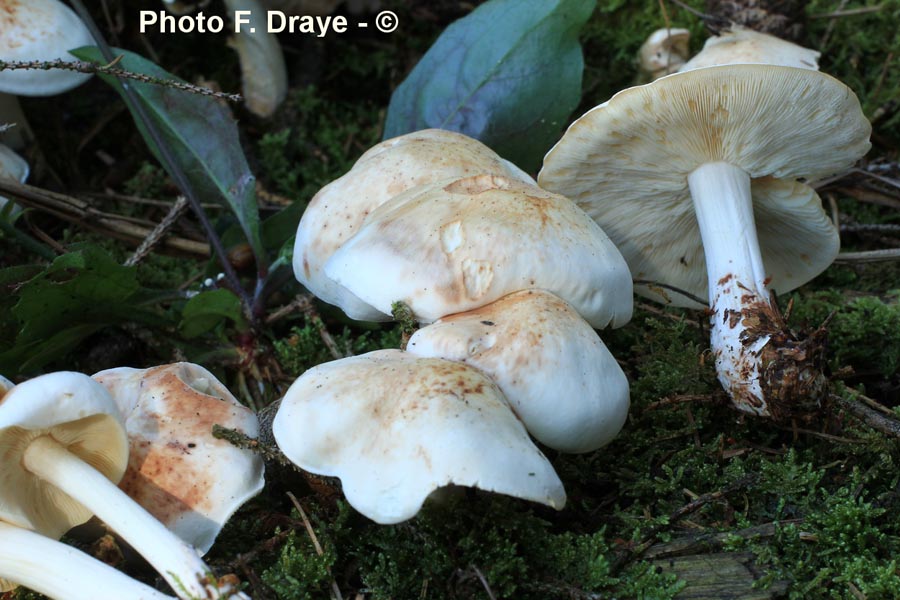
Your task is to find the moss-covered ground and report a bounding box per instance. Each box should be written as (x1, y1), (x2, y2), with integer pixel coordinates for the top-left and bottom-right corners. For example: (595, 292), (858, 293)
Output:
(4, 0), (900, 598)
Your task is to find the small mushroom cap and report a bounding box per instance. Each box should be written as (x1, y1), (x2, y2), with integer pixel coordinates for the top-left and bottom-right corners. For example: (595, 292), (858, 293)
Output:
(325, 174), (633, 328)
(0, 0), (94, 96)
(294, 129), (534, 321)
(639, 27), (691, 79)
(539, 65), (870, 306)
(407, 289), (630, 453)
(680, 26), (819, 71)
(0, 372), (128, 538)
(272, 349), (566, 524)
(93, 363), (265, 554)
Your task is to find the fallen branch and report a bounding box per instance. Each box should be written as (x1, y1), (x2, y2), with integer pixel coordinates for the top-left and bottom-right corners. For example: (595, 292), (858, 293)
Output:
(0, 179), (209, 256)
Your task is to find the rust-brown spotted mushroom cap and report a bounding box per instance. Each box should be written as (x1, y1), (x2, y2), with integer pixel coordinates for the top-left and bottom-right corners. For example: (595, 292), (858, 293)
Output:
(679, 26), (819, 72)
(0, 0), (94, 96)
(93, 363), (265, 555)
(0, 0), (94, 148)
(324, 173), (633, 328)
(294, 129), (534, 321)
(272, 350), (566, 524)
(539, 65), (870, 417)
(407, 289), (629, 453)
(0, 372), (242, 599)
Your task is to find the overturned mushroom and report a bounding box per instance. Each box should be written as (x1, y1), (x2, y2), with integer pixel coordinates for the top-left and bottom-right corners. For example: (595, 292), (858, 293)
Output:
(294, 129), (534, 321)
(93, 362), (265, 555)
(0, 372), (248, 599)
(273, 350), (566, 524)
(539, 64), (870, 418)
(407, 289), (629, 453)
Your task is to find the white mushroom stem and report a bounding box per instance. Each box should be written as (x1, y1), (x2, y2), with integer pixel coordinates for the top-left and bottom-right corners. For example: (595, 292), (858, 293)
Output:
(21, 436), (249, 600)
(0, 521), (174, 600)
(688, 161), (772, 415)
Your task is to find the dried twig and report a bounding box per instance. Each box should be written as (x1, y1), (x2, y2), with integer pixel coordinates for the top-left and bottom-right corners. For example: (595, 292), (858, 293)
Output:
(124, 195), (190, 266)
(0, 58), (242, 101)
(834, 248), (900, 263)
(810, 5), (884, 18)
(610, 474), (759, 573)
(0, 179), (209, 256)
(286, 492), (344, 600)
(831, 393), (900, 438)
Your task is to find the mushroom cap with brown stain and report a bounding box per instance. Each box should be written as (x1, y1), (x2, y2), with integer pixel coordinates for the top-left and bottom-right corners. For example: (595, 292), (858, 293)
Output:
(0, 372), (128, 538)
(272, 349), (566, 524)
(538, 65), (870, 307)
(92, 363), (265, 554)
(324, 173), (633, 328)
(680, 26), (819, 72)
(407, 289), (630, 453)
(0, 0), (94, 96)
(293, 129), (534, 321)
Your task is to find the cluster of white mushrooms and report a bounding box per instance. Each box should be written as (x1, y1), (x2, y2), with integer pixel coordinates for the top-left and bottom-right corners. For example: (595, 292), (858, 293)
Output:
(0, 364), (264, 599)
(276, 128), (634, 523)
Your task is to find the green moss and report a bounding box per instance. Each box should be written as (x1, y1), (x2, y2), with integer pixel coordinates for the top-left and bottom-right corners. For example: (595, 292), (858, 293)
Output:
(789, 290), (900, 377)
(261, 530), (338, 600)
(273, 317), (401, 377)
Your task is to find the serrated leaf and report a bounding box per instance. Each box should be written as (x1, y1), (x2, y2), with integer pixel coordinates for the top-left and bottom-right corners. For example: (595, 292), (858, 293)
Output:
(383, 0), (596, 172)
(69, 46), (265, 266)
(180, 288), (248, 339)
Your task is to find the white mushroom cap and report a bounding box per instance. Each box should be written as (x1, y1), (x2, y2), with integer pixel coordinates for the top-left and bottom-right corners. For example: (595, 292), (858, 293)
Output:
(539, 65), (871, 307)
(0, 371), (128, 538)
(639, 27), (691, 80)
(407, 289), (630, 453)
(680, 26), (819, 71)
(272, 349), (566, 524)
(324, 174), (633, 328)
(0, 0), (94, 96)
(93, 363), (265, 555)
(294, 129), (534, 321)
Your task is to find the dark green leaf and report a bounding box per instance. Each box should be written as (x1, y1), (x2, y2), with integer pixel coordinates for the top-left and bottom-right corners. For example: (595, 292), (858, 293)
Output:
(180, 288), (248, 339)
(69, 46), (265, 265)
(383, 0), (596, 172)
(0, 246), (159, 374)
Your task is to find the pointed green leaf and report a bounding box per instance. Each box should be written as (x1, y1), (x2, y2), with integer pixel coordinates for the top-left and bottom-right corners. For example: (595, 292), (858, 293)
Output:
(69, 46), (265, 265)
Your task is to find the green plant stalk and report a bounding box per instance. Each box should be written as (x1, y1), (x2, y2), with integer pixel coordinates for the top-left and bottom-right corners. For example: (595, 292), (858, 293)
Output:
(67, 0), (256, 321)
(0, 217), (56, 260)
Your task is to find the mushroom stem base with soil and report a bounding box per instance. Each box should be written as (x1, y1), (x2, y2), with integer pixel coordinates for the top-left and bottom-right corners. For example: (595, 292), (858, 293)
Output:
(21, 435), (247, 600)
(689, 161), (827, 419)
